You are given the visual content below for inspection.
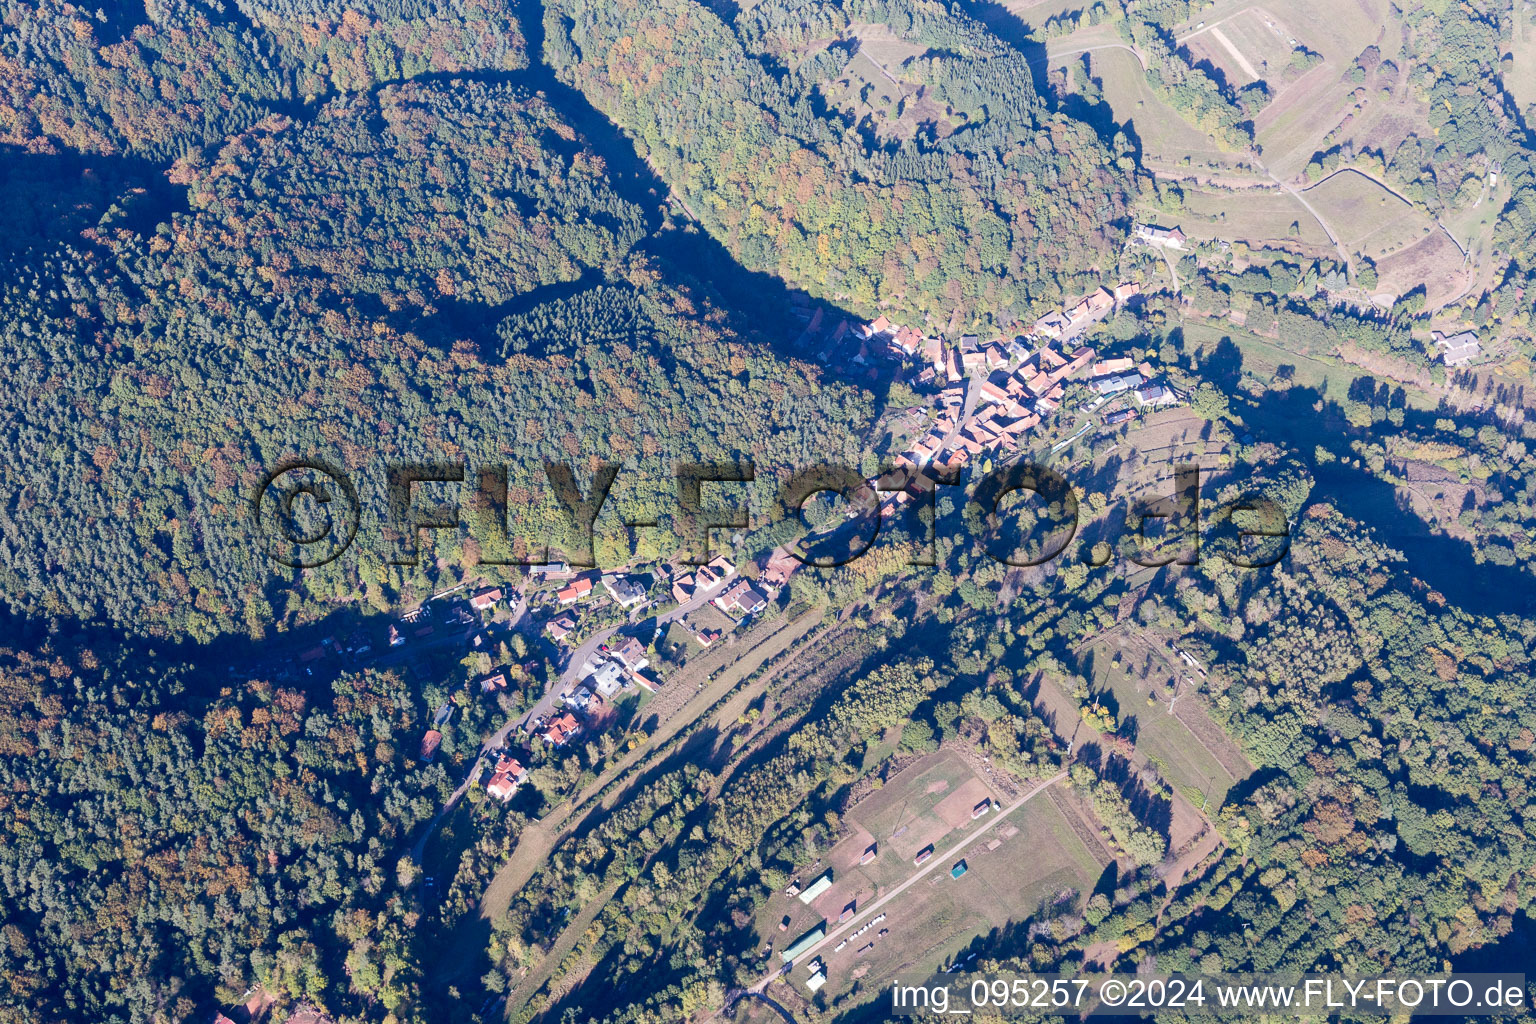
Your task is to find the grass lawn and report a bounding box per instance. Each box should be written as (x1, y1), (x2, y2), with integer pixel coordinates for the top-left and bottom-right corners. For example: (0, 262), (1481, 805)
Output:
(1154, 187), (1329, 246)
(1179, 319), (1440, 411)
(1305, 170), (1436, 261)
(1085, 637), (1245, 811)
(1507, 1), (1536, 112)
(1071, 46), (1251, 174)
(792, 795), (1103, 1007)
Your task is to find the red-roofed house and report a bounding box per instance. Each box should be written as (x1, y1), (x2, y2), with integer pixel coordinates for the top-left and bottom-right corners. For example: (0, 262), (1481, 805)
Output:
(542, 713), (581, 746)
(485, 756), (528, 802)
(557, 578), (592, 605)
(420, 730), (442, 761)
(946, 347), (965, 383)
(924, 335), (944, 373)
(715, 578), (769, 616)
(1091, 357), (1135, 376)
(469, 587), (503, 612)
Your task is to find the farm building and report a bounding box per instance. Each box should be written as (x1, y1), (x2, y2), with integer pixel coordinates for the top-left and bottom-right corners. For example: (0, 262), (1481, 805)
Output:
(1432, 330), (1480, 367)
(469, 587), (502, 612)
(798, 869), (833, 904)
(781, 924), (825, 963)
(951, 860), (968, 879)
(1134, 223), (1186, 249)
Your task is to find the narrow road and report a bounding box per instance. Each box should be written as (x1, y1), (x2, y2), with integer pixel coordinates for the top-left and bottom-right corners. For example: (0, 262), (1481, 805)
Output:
(1303, 165), (1472, 259)
(938, 375), (977, 451)
(1264, 166), (1352, 273)
(409, 594), (528, 861)
(521, 578), (737, 726)
(748, 770), (1069, 993)
(1034, 41), (1148, 71)
(721, 990), (799, 1024)
(1174, 6), (1256, 45)
(1297, 165), (1483, 309)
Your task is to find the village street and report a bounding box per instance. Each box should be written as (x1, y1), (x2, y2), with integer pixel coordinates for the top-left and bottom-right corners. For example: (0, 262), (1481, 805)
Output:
(517, 575), (739, 728)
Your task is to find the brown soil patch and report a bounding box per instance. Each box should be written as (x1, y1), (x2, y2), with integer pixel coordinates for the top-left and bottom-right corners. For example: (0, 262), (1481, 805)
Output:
(1047, 785), (1116, 867)
(934, 777), (994, 829)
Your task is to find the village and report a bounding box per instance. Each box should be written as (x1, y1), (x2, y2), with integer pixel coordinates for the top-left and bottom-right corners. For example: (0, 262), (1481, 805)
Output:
(321, 538), (811, 824)
(790, 260), (1183, 525)
(268, 260), (1191, 826)
(214, 251), (1201, 1024)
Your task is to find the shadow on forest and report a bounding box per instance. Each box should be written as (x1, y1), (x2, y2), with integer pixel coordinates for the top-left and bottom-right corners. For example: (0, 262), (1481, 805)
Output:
(0, 146), (188, 261)
(1238, 382), (1536, 615)
(951, 0), (1146, 166)
(1177, 335), (1536, 615)
(388, 0), (892, 408)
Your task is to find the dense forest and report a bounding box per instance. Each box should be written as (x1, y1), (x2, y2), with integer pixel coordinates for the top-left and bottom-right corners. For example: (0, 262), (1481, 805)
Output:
(0, 71), (873, 639)
(544, 0), (1135, 325)
(0, 641), (447, 1023)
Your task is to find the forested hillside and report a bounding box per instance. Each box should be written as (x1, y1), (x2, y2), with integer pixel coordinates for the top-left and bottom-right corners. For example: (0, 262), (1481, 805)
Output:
(234, 0), (528, 93)
(178, 83), (646, 309)
(0, 68), (872, 640)
(544, 0), (1134, 325)
(0, 641), (445, 1023)
(5, 1), (1536, 1023)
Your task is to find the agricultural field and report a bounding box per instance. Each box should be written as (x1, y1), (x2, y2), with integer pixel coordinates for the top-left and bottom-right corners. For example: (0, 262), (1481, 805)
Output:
(826, 52), (907, 132)
(1375, 231), (1470, 309)
(1181, 8), (1313, 89)
(1068, 46), (1252, 175)
(1000, 0), (1088, 30)
(1090, 407), (1237, 509)
(1157, 185), (1330, 247)
(1176, 319), (1442, 412)
(1079, 635), (1251, 814)
(843, 751), (998, 869)
(778, 789), (1106, 1007)
(1167, 0), (1408, 181)
(1304, 170), (1436, 262)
